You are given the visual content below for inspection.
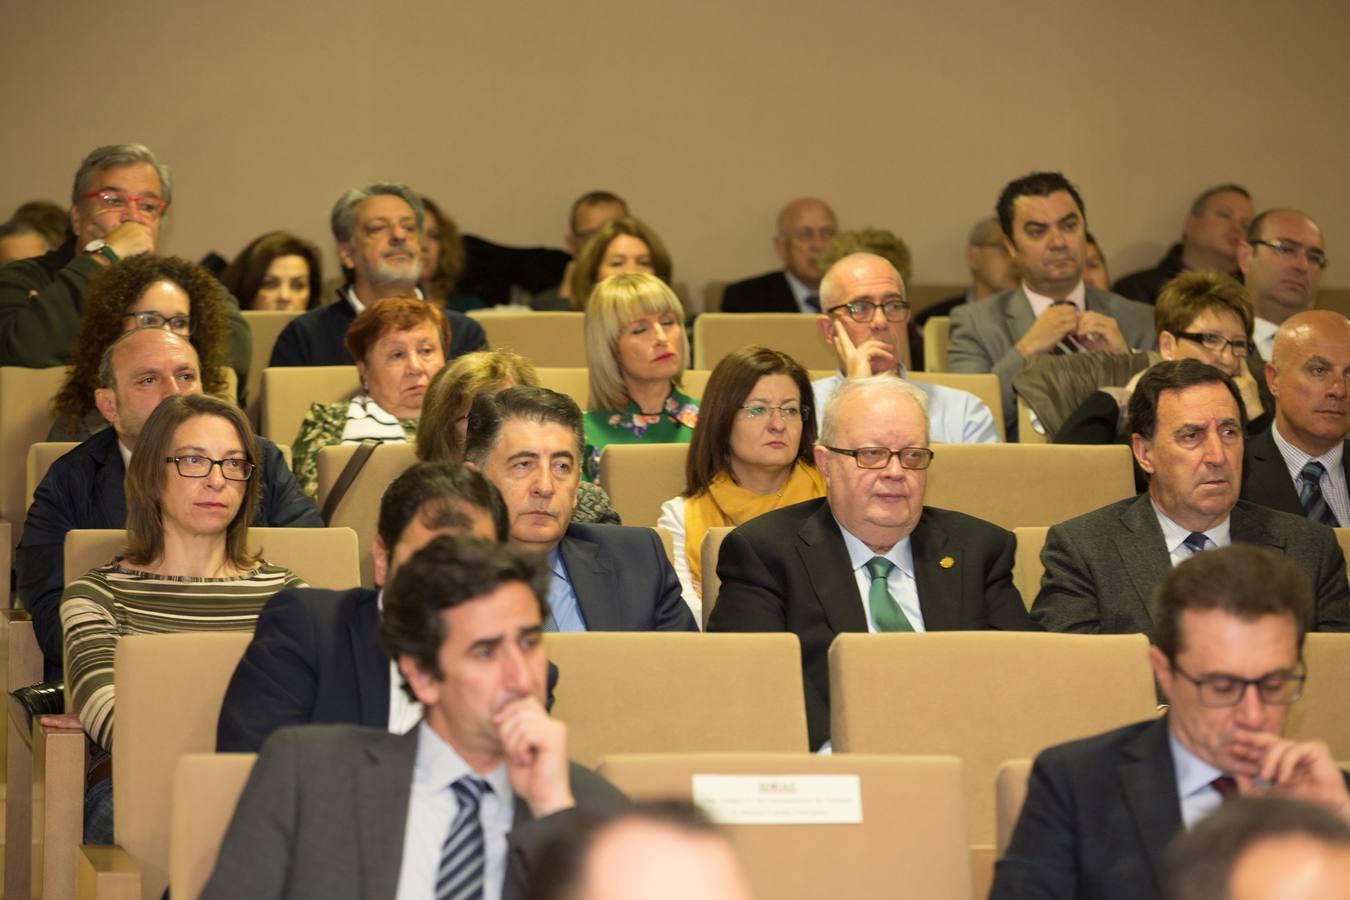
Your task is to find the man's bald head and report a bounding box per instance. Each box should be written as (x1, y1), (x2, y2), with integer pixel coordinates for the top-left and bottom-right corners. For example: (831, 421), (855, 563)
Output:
(1266, 309), (1350, 457)
(1270, 310), (1350, 368)
(773, 197), (838, 287)
(94, 328), (203, 448)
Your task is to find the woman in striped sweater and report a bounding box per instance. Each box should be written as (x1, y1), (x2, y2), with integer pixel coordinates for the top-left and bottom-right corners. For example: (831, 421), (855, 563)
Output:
(60, 393), (305, 842)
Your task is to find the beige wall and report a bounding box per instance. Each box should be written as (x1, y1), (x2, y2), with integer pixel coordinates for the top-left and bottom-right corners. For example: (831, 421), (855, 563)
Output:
(5, 0), (1349, 301)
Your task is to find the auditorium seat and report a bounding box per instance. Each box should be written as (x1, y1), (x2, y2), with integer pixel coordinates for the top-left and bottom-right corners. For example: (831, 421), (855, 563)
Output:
(315, 442), (419, 586)
(598, 752), (972, 900)
(259, 365), (361, 443)
(240, 310), (302, 429)
(0, 366), (69, 568)
(596, 442), (689, 528)
(692, 313), (837, 371)
(3, 609), (46, 899)
(995, 758), (1034, 857)
(699, 525), (735, 629)
(1287, 633), (1350, 760)
(546, 632), (809, 766)
(26, 440), (78, 510)
(466, 310), (587, 367)
(1013, 526), (1049, 609)
(171, 753), (257, 900)
(923, 317), (950, 372)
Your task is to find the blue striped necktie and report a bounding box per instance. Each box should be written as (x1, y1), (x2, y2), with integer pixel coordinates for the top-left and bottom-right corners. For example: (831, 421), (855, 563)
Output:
(437, 776), (491, 900)
(1298, 461), (1339, 526)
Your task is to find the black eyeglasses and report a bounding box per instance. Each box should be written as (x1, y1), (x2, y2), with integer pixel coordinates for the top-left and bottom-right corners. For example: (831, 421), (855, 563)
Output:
(826, 298), (911, 324)
(1175, 331), (1251, 358)
(823, 446), (934, 470)
(1250, 238), (1329, 270)
(165, 455), (255, 481)
(124, 311), (195, 335)
(1169, 661), (1306, 708)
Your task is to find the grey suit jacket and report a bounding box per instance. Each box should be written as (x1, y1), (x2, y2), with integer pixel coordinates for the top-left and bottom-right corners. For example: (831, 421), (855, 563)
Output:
(946, 286), (1156, 437)
(200, 724), (626, 900)
(1032, 494), (1350, 637)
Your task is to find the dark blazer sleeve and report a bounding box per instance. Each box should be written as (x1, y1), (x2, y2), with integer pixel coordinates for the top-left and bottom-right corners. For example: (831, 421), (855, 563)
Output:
(446, 310), (488, 357)
(1031, 522), (1104, 633)
(1310, 525), (1350, 632)
(990, 748), (1086, 900)
(16, 458), (83, 666)
(223, 289), (252, 396)
(984, 526), (1038, 631)
(706, 527), (790, 632)
(217, 589), (322, 752)
(642, 527), (698, 632)
(255, 437), (322, 527)
(267, 315), (308, 367)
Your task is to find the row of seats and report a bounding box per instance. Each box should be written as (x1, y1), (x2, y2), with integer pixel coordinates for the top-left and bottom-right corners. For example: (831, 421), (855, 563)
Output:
(34, 628), (1350, 900)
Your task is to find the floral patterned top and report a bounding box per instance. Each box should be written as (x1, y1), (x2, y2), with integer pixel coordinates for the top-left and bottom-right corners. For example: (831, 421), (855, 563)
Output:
(582, 388), (699, 482)
(291, 395), (418, 497)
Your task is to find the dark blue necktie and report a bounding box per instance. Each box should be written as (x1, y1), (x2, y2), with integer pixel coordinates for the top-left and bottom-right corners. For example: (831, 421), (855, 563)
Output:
(1298, 461), (1339, 526)
(436, 776), (491, 900)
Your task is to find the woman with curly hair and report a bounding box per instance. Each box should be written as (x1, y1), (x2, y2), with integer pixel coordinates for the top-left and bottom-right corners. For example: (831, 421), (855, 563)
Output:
(220, 230), (322, 311)
(49, 254), (232, 441)
(419, 196), (484, 312)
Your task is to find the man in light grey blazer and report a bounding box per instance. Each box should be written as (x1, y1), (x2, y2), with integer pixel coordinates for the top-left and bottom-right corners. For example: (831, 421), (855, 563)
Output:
(202, 538), (626, 900)
(947, 171), (1156, 437)
(1032, 359), (1350, 638)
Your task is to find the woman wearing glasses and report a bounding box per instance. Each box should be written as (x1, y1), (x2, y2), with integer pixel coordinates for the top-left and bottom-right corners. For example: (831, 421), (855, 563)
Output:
(657, 347), (824, 620)
(49, 254), (232, 440)
(60, 394), (304, 841)
(582, 272), (698, 482)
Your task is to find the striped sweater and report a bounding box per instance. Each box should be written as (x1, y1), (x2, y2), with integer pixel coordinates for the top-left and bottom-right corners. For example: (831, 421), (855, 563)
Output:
(60, 560), (306, 751)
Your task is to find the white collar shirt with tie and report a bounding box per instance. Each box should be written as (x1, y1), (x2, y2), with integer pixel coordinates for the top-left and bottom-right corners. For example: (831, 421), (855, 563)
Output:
(1271, 421), (1349, 527)
(1152, 501), (1232, 567)
(835, 518), (923, 631)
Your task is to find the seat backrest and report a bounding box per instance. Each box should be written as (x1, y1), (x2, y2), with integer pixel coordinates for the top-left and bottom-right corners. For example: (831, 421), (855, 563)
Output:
(925, 444), (1135, 530)
(1012, 526), (1049, 610)
(596, 442), (689, 528)
(680, 369), (711, 401)
(699, 526), (735, 629)
(703, 281), (729, 312)
(598, 752), (972, 900)
(908, 371), (1006, 441)
(693, 313), (836, 371)
(923, 317), (951, 372)
(546, 633), (809, 766)
(535, 367), (590, 407)
(1287, 633), (1350, 760)
(171, 753), (257, 900)
(829, 632), (1157, 845)
(0, 366), (69, 551)
(1017, 398), (1047, 444)
(467, 311), (587, 367)
(64, 527), (360, 589)
(315, 442), (419, 586)
(26, 441), (79, 511)
(995, 759), (1034, 857)
(260, 365), (361, 442)
(114, 632), (254, 900)
(240, 311), (302, 429)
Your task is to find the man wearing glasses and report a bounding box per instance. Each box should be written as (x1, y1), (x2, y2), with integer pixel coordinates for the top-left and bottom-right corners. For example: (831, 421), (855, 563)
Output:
(1032, 359), (1350, 637)
(994, 545), (1350, 900)
(1242, 310), (1350, 525)
(709, 374), (1035, 750)
(811, 252), (999, 442)
(0, 143), (251, 378)
(721, 197), (838, 313)
(1237, 209), (1329, 361)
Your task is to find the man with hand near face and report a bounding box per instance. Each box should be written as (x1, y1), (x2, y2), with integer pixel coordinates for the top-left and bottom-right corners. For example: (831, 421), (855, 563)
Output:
(994, 545), (1350, 900)
(202, 537), (626, 900)
(947, 171), (1156, 437)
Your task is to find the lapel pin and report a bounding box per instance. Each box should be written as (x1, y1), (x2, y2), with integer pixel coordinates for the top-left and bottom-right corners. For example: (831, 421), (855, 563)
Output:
(939, 556), (955, 569)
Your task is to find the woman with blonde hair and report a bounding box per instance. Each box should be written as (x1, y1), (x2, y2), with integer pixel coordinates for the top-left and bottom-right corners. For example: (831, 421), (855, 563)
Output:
(582, 272), (697, 481)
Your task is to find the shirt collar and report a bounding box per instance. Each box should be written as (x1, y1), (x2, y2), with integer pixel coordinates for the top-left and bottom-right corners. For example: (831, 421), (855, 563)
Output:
(117, 439), (133, 468)
(1271, 419), (1345, 473)
(1151, 499), (1232, 555)
(1023, 280), (1086, 318)
(411, 720), (512, 799)
(1168, 726), (1226, 800)
(833, 513), (914, 577)
(783, 269), (817, 306)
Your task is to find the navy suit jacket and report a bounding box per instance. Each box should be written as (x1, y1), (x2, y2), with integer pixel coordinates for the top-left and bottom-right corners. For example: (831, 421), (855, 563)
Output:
(720, 270), (799, 313)
(16, 427), (321, 670)
(269, 290), (487, 367)
(1241, 427), (1349, 524)
(559, 522), (697, 632)
(217, 586), (561, 752)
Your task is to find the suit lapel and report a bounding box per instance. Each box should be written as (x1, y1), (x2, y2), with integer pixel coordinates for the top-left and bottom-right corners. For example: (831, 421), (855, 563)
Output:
(1244, 430), (1303, 513)
(356, 729), (419, 898)
(797, 505), (868, 634)
(1119, 719), (1183, 895)
(910, 515), (961, 630)
(350, 589), (389, 728)
(1117, 496), (1171, 628)
(1004, 288), (1037, 343)
(559, 530), (619, 630)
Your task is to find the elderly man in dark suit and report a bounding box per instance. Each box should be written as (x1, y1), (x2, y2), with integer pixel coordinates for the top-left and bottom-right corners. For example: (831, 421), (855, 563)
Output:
(1242, 310), (1350, 526)
(203, 537), (626, 900)
(217, 462), (523, 751)
(721, 197), (838, 313)
(465, 385), (696, 632)
(1033, 359), (1350, 637)
(708, 373), (1035, 749)
(946, 171), (1156, 437)
(995, 545), (1350, 900)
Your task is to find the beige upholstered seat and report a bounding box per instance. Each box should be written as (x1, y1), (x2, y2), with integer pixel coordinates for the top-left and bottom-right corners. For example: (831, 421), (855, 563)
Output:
(259, 365), (361, 442)
(466, 310), (587, 367)
(693, 313), (837, 371)
(698, 525), (735, 629)
(598, 753), (972, 900)
(4, 609), (48, 899)
(596, 442), (689, 528)
(995, 758), (1034, 857)
(908, 371), (1007, 441)
(26, 440), (79, 511)
(923, 317), (951, 372)
(545, 632), (809, 767)
(535, 366), (590, 407)
(1287, 633), (1350, 760)
(315, 442), (419, 586)
(924, 443), (1135, 530)
(0, 366), (68, 567)
(240, 310), (302, 429)
(170, 753), (257, 900)
(1012, 526), (1049, 610)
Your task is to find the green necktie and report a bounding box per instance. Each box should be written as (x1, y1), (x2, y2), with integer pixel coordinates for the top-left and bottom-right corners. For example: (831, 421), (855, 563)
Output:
(866, 556), (913, 632)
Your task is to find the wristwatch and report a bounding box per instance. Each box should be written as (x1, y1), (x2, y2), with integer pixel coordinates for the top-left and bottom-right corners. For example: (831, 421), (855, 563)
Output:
(83, 239), (118, 264)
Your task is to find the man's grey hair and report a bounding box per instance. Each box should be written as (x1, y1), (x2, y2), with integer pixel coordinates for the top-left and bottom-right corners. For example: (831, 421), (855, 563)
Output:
(71, 144), (172, 207)
(97, 328), (197, 391)
(819, 373), (929, 446)
(967, 216), (1003, 246)
(818, 252), (903, 311)
(330, 182), (423, 244)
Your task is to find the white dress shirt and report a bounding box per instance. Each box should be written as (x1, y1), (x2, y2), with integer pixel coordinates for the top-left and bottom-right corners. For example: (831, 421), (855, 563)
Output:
(1152, 501), (1232, 568)
(1270, 421), (1349, 526)
(1170, 729), (1230, 832)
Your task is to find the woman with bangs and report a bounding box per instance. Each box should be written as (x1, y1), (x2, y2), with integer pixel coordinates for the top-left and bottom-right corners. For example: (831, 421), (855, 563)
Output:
(568, 217), (673, 311)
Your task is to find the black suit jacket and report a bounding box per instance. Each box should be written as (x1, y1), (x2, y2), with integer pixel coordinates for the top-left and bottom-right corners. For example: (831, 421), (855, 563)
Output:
(216, 586), (561, 752)
(720, 270), (799, 313)
(16, 428), (322, 671)
(1242, 427), (1349, 525)
(707, 498), (1036, 749)
(559, 522), (697, 631)
(269, 289), (488, 367)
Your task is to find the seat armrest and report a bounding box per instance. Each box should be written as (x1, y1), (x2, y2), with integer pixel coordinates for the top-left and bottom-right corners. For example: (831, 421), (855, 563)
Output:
(78, 845), (141, 900)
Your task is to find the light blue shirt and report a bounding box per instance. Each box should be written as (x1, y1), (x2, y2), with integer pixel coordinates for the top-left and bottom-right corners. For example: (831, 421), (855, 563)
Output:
(835, 517), (923, 631)
(1169, 729), (1229, 832)
(1152, 501), (1232, 568)
(395, 721), (514, 900)
(543, 546), (587, 632)
(1271, 420), (1349, 526)
(811, 371), (1000, 444)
